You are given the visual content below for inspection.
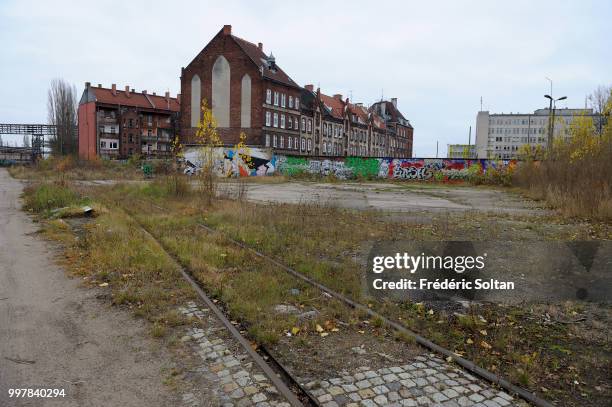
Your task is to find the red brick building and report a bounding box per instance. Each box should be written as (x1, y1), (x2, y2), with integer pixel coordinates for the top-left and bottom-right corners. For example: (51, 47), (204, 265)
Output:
(180, 25), (414, 158)
(78, 82), (180, 160)
(180, 25), (302, 149)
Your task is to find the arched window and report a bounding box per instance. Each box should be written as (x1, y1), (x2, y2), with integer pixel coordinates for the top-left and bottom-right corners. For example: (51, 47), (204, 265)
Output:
(190, 74), (201, 127)
(212, 55), (230, 127)
(240, 74), (251, 128)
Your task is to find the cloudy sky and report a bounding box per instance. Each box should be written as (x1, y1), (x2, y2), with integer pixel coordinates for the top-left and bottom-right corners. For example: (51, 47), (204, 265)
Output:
(0, 0), (610, 156)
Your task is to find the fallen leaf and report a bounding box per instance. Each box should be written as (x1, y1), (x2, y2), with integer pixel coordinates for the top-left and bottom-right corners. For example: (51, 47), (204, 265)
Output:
(480, 330), (488, 336)
(320, 332), (329, 337)
(99, 282), (108, 287)
(466, 338), (474, 344)
(291, 327), (300, 335)
(480, 341), (492, 350)
(315, 324), (324, 333)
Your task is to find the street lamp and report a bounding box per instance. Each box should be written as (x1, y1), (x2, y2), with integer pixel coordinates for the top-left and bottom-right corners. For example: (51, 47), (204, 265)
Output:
(544, 94), (567, 150)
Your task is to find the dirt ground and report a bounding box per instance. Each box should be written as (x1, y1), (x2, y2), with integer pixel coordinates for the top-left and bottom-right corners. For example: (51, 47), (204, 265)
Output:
(0, 168), (180, 407)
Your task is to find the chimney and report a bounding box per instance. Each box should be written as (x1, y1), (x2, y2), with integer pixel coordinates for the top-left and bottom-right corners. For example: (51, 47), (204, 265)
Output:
(305, 84), (314, 91)
(258, 42), (263, 51)
(152, 92), (156, 96)
(391, 97), (397, 108)
(111, 83), (117, 95)
(85, 82), (91, 89)
(97, 84), (102, 88)
(177, 94), (181, 104)
(334, 94), (343, 100)
(125, 85), (130, 97)
(222, 25), (232, 36)
(131, 88), (135, 93)
(142, 90), (147, 95)
(165, 91), (170, 99)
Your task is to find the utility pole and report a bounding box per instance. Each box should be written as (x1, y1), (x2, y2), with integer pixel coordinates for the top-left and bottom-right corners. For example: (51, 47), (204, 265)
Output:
(436, 141), (439, 158)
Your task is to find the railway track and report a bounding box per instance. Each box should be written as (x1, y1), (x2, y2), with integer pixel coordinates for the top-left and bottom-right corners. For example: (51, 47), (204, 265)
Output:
(120, 196), (552, 407)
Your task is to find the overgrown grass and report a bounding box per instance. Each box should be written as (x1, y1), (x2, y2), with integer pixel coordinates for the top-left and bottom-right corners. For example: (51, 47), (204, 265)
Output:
(23, 182), (84, 213)
(94, 184), (610, 407)
(513, 116), (612, 220)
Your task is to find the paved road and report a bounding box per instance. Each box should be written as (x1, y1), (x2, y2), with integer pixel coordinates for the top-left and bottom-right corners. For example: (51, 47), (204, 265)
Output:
(0, 169), (177, 407)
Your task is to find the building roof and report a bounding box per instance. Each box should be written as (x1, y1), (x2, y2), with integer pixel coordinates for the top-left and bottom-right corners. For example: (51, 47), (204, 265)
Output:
(231, 35), (300, 89)
(319, 93), (346, 120)
(371, 100), (412, 128)
(348, 103), (369, 125)
(80, 84), (180, 112)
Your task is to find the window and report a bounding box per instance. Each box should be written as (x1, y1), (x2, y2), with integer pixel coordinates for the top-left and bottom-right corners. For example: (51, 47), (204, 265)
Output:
(265, 134), (270, 147)
(323, 142), (327, 154)
(100, 141), (107, 148)
(324, 123), (327, 136)
(288, 117), (292, 129)
(280, 136), (284, 148)
(266, 89), (272, 104)
(288, 137), (292, 149)
(301, 118), (306, 131)
(294, 117), (298, 129)
(280, 114), (285, 129)
(273, 113), (278, 127)
(111, 141), (118, 149)
(301, 138), (305, 150)
(294, 137), (298, 149)
(288, 96), (293, 108)
(128, 118), (133, 128)
(307, 119), (312, 132)
(295, 98), (300, 110)
(147, 129), (152, 137)
(274, 92), (279, 106)
(266, 111), (271, 127)
(273, 135), (277, 147)
(307, 139), (312, 151)
(281, 94), (286, 108)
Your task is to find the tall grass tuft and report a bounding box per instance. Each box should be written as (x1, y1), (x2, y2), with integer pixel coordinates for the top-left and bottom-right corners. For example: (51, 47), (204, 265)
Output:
(23, 182), (81, 213)
(513, 113), (612, 220)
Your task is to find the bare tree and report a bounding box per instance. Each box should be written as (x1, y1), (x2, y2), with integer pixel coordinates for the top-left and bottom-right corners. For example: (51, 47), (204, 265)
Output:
(47, 78), (78, 155)
(588, 84), (612, 135)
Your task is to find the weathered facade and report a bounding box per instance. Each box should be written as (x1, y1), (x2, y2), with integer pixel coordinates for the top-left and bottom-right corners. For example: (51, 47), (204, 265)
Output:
(181, 25), (415, 158)
(78, 83), (180, 160)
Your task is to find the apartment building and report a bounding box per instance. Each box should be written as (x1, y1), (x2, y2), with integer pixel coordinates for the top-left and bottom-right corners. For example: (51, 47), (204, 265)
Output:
(448, 144), (476, 159)
(475, 108), (598, 159)
(78, 83), (180, 160)
(181, 25), (414, 158)
(370, 99), (413, 157)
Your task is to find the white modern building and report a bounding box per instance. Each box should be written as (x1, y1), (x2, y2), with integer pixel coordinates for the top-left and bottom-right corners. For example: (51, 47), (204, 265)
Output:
(475, 108), (597, 159)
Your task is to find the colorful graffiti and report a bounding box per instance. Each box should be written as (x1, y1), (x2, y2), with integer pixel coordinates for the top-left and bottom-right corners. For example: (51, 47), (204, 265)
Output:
(183, 147), (279, 177)
(182, 148), (515, 182)
(276, 157), (515, 181)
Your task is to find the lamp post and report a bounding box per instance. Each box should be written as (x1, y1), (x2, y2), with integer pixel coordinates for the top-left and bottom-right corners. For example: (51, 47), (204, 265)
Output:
(544, 94), (567, 151)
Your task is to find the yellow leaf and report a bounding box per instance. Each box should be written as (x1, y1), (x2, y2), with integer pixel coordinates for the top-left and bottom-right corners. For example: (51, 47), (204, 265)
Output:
(320, 332), (329, 337)
(480, 341), (492, 350)
(480, 330), (488, 336)
(466, 338), (474, 344)
(99, 282), (108, 287)
(315, 324), (324, 333)
(291, 327), (300, 335)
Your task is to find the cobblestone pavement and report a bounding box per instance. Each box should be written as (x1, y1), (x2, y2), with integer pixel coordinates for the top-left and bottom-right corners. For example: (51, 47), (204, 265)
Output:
(302, 355), (527, 407)
(178, 302), (291, 407)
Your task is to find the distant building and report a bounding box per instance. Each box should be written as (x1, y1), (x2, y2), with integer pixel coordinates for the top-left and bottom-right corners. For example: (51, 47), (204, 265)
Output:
(447, 144), (476, 159)
(78, 83), (180, 160)
(180, 25), (414, 157)
(475, 108), (598, 159)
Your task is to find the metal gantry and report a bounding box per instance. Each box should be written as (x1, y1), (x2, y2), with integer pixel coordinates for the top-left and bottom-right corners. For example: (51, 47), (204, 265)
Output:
(0, 123), (59, 159)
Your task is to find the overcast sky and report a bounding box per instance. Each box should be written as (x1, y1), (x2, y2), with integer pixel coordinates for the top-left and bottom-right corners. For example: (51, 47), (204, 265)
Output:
(0, 0), (610, 156)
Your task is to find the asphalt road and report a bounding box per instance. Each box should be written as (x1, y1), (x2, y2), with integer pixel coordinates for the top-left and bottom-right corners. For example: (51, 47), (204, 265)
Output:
(0, 168), (177, 407)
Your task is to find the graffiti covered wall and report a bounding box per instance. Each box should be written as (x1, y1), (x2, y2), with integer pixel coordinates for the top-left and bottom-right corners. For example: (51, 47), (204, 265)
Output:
(275, 156), (515, 181)
(182, 147), (514, 181)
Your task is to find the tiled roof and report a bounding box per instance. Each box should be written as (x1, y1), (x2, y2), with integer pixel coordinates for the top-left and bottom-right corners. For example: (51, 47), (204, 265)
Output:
(82, 86), (180, 112)
(348, 103), (369, 125)
(231, 35), (300, 89)
(371, 100), (411, 128)
(319, 93), (346, 120)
